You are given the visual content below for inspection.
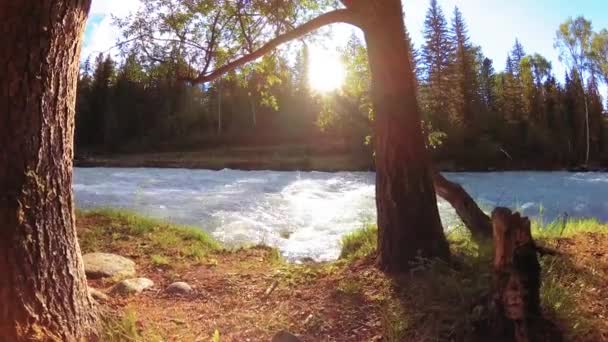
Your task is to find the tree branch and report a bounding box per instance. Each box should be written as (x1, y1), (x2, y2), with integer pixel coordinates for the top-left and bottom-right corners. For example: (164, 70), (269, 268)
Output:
(182, 9), (359, 84)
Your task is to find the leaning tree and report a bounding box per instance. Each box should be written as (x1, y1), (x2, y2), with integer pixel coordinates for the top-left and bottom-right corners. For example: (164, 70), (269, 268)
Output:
(0, 0), (488, 337)
(120, 0), (452, 272)
(1, 0), (98, 340)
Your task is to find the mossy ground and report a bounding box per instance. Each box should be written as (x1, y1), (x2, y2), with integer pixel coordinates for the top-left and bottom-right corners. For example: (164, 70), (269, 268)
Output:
(79, 210), (608, 341)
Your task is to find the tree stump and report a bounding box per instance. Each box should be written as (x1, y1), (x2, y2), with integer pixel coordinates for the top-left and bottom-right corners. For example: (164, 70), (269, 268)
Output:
(491, 207), (541, 342)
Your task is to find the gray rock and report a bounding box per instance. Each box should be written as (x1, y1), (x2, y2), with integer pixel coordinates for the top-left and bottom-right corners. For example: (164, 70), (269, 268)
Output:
(166, 282), (193, 295)
(89, 288), (109, 302)
(83, 253), (136, 279)
(271, 331), (302, 342)
(110, 278), (154, 296)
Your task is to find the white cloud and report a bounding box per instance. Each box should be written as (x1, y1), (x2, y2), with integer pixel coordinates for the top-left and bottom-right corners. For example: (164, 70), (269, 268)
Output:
(82, 0), (141, 61)
(82, 16), (119, 60)
(90, 0), (140, 17)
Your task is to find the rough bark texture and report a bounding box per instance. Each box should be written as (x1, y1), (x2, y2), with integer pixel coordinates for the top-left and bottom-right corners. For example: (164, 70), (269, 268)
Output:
(354, 0), (450, 272)
(0, 1), (97, 340)
(433, 172), (492, 242)
(490, 208), (541, 342)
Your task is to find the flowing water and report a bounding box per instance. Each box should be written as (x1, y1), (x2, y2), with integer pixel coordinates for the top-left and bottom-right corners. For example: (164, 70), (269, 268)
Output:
(74, 168), (608, 261)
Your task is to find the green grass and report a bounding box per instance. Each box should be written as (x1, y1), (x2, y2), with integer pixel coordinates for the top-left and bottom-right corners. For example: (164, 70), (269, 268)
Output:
(339, 217), (607, 261)
(339, 223), (377, 260)
(540, 255), (596, 340)
(101, 308), (163, 342)
(83, 208), (606, 340)
(78, 208), (220, 266)
(339, 218), (607, 340)
(533, 217), (606, 239)
(336, 278), (363, 296)
(150, 254), (170, 267)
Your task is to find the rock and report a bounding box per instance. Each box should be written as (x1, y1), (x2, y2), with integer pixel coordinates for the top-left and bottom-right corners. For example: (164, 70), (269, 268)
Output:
(110, 278), (154, 296)
(83, 253), (136, 279)
(271, 331), (302, 342)
(166, 282), (193, 295)
(89, 288), (109, 302)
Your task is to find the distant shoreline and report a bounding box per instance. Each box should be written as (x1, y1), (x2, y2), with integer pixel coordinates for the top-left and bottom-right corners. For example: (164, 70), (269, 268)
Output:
(74, 154), (608, 173)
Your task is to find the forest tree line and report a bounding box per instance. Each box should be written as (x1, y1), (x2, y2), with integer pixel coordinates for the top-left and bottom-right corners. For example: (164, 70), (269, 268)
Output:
(76, 0), (608, 169)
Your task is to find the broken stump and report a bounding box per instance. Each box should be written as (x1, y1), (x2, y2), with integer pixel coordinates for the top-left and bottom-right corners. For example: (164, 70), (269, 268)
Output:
(491, 207), (541, 342)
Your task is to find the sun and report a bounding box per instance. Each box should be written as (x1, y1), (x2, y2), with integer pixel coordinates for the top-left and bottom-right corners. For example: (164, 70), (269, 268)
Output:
(308, 46), (345, 93)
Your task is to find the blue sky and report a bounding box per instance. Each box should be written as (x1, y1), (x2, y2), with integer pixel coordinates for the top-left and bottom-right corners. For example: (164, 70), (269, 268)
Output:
(403, 0), (608, 80)
(83, 0), (608, 90)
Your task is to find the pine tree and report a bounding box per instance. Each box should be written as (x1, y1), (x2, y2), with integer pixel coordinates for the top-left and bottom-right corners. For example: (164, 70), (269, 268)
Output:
(564, 69), (587, 163)
(76, 58), (94, 149)
(404, 26), (419, 82)
(88, 53), (116, 147)
(501, 55), (517, 122)
(511, 39), (526, 76)
(113, 54), (146, 146)
(504, 52), (525, 123)
(421, 0), (453, 123)
(294, 45), (310, 96)
(479, 57), (496, 111)
(587, 76), (605, 156)
(449, 6), (478, 127)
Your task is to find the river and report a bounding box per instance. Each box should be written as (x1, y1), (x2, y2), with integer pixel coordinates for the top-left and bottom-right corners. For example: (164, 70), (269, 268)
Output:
(74, 168), (608, 261)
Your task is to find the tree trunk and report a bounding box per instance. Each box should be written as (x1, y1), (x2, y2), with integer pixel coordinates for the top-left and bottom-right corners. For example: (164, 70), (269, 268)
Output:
(250, 95), (257, 129)
(490, 208), (541, 342)
(358, 0), (450, 272)
(0, 1), (97, 340)
(583, 95), (590, 165)
(433, 172), (493, 242)
(218, 79), (223, 136)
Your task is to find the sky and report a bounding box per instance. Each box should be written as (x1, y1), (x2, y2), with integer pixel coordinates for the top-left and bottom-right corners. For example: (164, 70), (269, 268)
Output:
(83, 0), (608, 92)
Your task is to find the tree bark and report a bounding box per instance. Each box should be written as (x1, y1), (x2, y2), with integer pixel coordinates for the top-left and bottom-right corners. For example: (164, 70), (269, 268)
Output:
(432, 172), (492, 242)
(490, 208), (541, 342)
(0, 1), (97, 340)
(250, 96), (257, 128)
(357, 0), (450, 272)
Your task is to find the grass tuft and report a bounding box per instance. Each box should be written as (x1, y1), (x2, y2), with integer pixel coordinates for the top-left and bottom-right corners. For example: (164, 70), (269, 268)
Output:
(150, 254), (170, 267)
(339, 223), (377, 260)
(533, 217), (606, 239)
(78, 208), (220, 267)
(101, 308), (162, 342)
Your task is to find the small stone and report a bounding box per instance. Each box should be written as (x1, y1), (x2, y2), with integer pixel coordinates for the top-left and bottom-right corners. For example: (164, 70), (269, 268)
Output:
(110, 278), (154, 296)
(89, 288), (109, 302)
(271, 331), (302, 342)
(166, 282), (193, 295)
(83, 253), (136, 279)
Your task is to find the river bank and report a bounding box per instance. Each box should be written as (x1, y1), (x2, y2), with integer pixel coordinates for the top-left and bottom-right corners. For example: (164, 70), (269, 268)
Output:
(82, 209), (608, 341)
(75, 147), (608, 172)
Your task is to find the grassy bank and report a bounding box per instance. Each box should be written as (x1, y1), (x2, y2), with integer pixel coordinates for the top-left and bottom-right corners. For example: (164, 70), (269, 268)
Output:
(74, 145), (608, 172)
(77, 210), (608, 341)
(75, 145), (373, 172)
(340, 219), (608, 341)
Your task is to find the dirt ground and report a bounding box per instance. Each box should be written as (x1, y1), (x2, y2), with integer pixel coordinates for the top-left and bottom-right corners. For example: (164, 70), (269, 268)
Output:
(79, 213), (608, 342)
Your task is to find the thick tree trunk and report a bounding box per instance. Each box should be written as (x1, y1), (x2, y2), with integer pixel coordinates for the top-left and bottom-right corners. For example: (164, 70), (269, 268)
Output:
(0, 1), (97, 340)
(218, 79), (223, 136)
(433, 172), (493, 242)
(490, 208), (541, 342)
(358, 0), (450, 272)
(250, 97), (257, 128)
